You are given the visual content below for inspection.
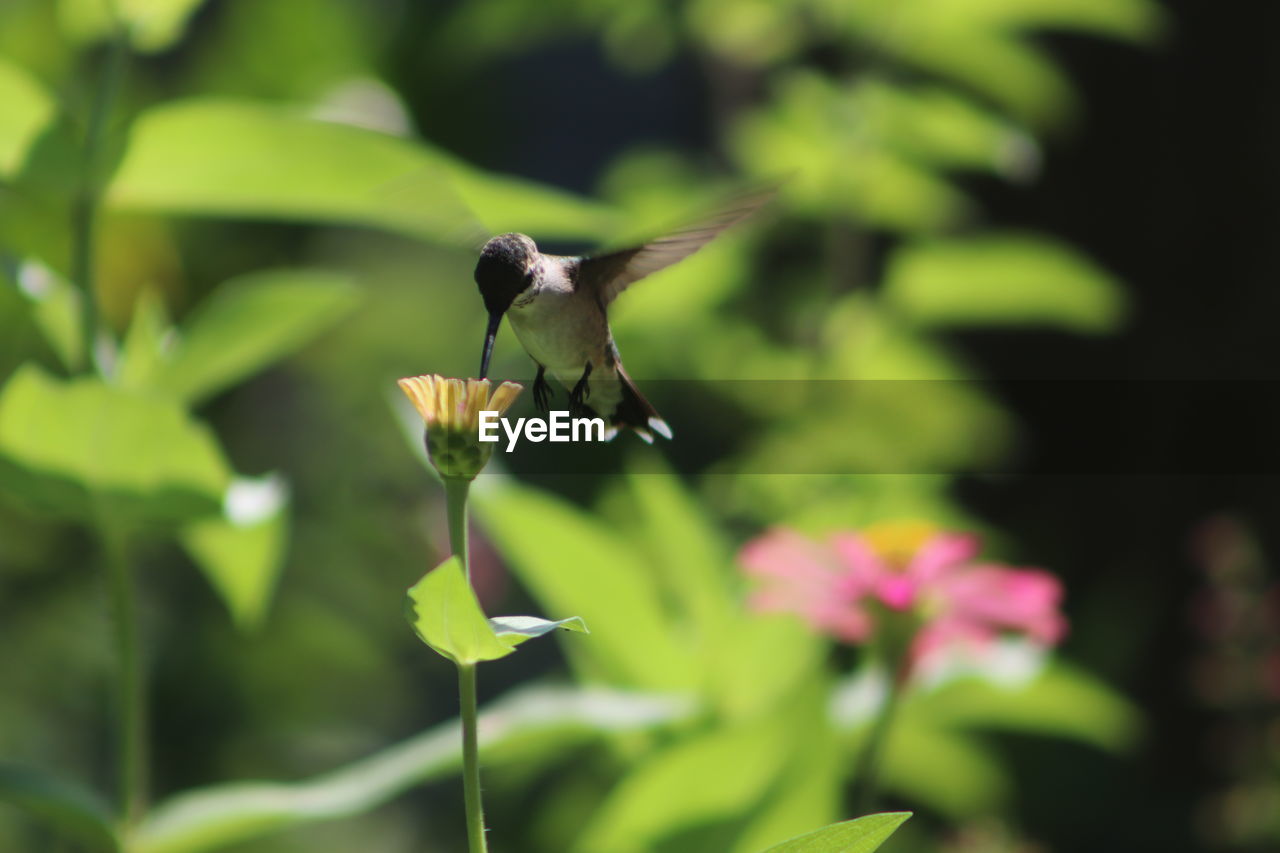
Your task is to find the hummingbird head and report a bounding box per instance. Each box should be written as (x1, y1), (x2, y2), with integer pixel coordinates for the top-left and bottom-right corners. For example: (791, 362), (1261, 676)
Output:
(474, 233), (537, 378)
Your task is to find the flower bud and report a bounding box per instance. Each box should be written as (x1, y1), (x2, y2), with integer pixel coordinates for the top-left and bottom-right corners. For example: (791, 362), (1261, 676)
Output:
(397, 374), (522, 479)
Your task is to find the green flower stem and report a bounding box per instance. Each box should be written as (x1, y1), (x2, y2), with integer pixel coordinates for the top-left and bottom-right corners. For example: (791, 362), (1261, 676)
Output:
(457, 663), (487, 853)
(72, 20), (128, 373)
(849, 657), (911, 815)
(442, 475), (487, 852)
(443, 477), (471, 578)
(101, 521), (146, 834)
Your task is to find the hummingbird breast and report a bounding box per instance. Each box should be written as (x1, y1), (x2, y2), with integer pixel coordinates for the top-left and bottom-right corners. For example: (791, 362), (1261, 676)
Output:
(507, 280), (624, 415)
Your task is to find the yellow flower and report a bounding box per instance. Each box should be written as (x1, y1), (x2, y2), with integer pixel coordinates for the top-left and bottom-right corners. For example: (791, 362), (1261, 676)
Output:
(862, 520), (940, 569)
(397, 375), (523, 479)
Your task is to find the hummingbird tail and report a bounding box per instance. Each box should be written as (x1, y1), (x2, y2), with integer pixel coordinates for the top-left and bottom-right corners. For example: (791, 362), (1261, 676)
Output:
(611, 367), (672, 443)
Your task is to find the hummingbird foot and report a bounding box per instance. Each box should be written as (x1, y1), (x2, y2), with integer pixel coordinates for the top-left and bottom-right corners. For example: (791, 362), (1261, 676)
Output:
(569, 362), (593, 417)
(533, 364), (553, 413)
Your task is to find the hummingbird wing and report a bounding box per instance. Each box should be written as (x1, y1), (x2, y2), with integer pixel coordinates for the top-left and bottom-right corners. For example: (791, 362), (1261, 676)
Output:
(574, 185), (776, 308)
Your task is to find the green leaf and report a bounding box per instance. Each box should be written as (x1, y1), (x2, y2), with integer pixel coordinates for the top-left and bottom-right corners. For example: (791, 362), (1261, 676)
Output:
(733, 72), (971, 232)
(0, 763), (118, 851)
(759, 812), (911, 853)
(955, 0), (1161, 39)
(58, 0), (211, 52)
(149, 268), (359, 403)
(473, 481), (695, 689)
(575, 715), (797, 853)
(0, 57), (54, 176)
(133, 684), (689, 853)
(857, 80), (1034, 177)
(731, 685), (842, 853)
(618, 462), (827, 719)
(0, 366), (229, 524)
(917, 661), (1141, 751)
(488, 614), (589, 647)
(107, 98), (616, 243)
(8, 261), (84, 371)
(883, 235), (1125, 333)
(405, 556), (513, 664)
(876, 725), (1008, 817)
(180, 474), (289, 631)
(624, 459), (734, 636)
(117, 287), (174, 391)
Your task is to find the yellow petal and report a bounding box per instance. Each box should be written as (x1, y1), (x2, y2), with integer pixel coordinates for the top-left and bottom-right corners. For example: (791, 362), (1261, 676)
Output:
(488, 381), (524, 417)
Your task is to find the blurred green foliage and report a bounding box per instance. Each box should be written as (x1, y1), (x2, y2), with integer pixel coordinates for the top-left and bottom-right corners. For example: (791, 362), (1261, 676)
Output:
(0, 0), (1162, 851)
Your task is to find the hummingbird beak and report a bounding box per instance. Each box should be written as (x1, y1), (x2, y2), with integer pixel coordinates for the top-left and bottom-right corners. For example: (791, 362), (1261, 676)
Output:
(479, 311), (503, 379)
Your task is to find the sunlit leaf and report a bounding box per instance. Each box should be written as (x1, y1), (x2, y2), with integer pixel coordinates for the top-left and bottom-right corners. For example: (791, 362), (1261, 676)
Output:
(405, 556), (513, 664)
(858, 21), (1076, 126)
(181, 474), (289, 631)
(117, 287), (175, 391)
(857, 80), (1036, 177)
(489, 614), (589, 647)
(473, 481), (695, 689)
(730, 686), (841, 853)
(733, 72), (970, 232)
(952, 0), (1160, 38)
(107, 98), (616, 243)
(836, 0), (1160, 126)
(58, 0), (210, 52)
(7, 260), (84, 371)
(623, 459), (734, 636)
(876, 724), (1008, 817)
(133, 684), (691, 853)
(0, 763), (118, 851)
(706, 612), (825, 720)
(150, 268), (359, 403)
(883, 235), (1125, 333)
(0, 56), (54, 176)
(574, 714), (796, 853)
(760, 812), (912, 853)
(917, 661), (1141, 750)
(0, 366), (228, 523)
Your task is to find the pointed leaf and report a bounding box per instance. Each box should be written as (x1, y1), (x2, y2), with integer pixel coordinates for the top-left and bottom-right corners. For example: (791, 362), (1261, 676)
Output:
(488, 614), (588, 647)
(181, 474), (289, 630)
(575, 714), (797, 853)
(152, 269), (359, 404)
(107, 98), (616, 243)
(916, 661), (1141, 750)
(0, 763), (118, 851)
(473, 482), (694, 689)
(877, 725), (1008, 817)
(625, 459), (734, 636)
(8, 261), (84, 371)
(117, 287), (175, 391)
(405, 556), (513, 664)
(884, 235), (1125, 333)
(0, 366), (228, 523)
(760, 812), (912, 853)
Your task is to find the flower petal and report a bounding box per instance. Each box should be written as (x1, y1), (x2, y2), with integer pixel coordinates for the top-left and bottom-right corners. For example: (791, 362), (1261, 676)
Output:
(936, 565), (1068, 644)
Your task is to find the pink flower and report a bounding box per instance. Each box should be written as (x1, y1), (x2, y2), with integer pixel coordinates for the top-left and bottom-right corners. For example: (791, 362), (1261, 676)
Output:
(740, 522), (1067, 669)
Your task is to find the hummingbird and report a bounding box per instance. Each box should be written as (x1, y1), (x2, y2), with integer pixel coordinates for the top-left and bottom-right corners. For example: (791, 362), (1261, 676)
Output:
(474, 187), (774, 442)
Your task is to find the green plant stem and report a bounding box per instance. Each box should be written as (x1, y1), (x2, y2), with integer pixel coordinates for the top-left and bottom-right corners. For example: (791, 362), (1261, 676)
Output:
(457, 663), (487, 853)
(442, 476), (487, 851)
(849, 658), (910, 815)
(101, 522), (146, 834)
(443, 477), (471, 577)
(72, 24), (128, 373)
